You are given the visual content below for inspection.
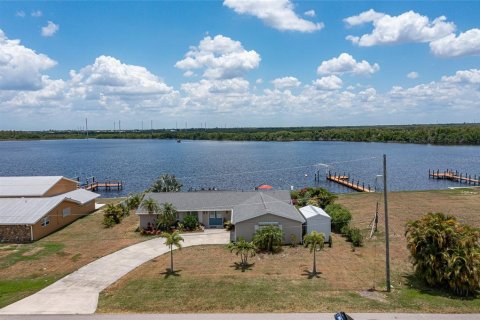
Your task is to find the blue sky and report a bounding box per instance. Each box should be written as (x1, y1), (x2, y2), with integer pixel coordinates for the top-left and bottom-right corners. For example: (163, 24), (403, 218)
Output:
(0, 1), (479, 130)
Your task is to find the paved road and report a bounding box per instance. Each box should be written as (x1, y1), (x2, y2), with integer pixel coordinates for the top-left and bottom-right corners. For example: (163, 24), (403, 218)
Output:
(0, 230), (229, 315)
(1, 313), (479, 320)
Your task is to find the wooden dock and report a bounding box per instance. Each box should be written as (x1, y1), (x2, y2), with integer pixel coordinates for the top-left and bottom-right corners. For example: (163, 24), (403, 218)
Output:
(429, 169), (479, 186)
(83, 180), (123, 191)
(326, 171), (374, 192)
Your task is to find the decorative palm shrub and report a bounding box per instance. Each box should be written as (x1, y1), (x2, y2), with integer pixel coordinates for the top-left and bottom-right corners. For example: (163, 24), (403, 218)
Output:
(161, 230), (184, 273)
(156, 202), (178, 231)
(227, 238), (256, 270)
(405, 212), (480, 296)
(325, 203), (352, 232)
(253, 225), (283, 252)
(126, 193), (143, 210)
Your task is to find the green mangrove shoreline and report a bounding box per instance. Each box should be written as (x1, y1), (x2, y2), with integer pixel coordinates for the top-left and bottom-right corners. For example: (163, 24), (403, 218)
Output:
(1, 124), (480, 145)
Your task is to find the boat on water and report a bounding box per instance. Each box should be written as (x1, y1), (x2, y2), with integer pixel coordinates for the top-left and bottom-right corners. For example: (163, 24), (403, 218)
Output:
(177, 139), (181, 143)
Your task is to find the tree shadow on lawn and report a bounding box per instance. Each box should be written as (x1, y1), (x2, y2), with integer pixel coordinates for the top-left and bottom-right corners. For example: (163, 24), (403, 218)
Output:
(160, 269), (182, 278)
(302, 269), (322, 279)
(403, 273), (476, 300)
(230, 262), (255, 272)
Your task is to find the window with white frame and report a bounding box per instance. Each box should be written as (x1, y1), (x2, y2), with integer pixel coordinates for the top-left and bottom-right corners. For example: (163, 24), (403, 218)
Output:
(41, 216), (50, 227)
(62, 207), (71, 218)
(254, 222), (282, 232)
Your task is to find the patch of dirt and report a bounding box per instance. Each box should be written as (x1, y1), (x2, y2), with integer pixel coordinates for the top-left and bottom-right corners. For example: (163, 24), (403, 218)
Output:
(359, 290), (387, 303)
(21, 247), (44, 256)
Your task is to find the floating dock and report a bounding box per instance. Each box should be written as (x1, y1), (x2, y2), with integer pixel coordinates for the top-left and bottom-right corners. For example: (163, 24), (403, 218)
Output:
(326, 171), (374, 192)
(429, 169), (479, 186)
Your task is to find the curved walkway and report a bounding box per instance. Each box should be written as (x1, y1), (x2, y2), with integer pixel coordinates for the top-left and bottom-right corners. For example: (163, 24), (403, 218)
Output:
(0, 230), (229, 315)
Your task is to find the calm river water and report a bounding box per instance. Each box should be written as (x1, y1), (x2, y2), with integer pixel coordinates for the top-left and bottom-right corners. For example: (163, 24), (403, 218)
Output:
(0, 139), (479, 197)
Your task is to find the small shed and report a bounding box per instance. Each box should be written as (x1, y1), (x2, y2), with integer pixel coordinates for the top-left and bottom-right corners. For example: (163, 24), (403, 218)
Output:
(300, 205), (331, 241)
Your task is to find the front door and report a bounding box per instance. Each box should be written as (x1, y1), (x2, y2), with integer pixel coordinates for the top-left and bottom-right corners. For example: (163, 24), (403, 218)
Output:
(209, 212), (223, 227)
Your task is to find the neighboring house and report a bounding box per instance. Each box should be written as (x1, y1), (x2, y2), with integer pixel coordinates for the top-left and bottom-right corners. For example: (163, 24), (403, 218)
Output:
(0, 176), (100, 243)
(0, 176), (79, 198)
(137, 190), (305, 244)
(299, 205), (331, 241)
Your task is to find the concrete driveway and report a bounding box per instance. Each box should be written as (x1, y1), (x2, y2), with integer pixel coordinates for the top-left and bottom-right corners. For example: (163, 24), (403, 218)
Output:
(0, 229), (229, 315)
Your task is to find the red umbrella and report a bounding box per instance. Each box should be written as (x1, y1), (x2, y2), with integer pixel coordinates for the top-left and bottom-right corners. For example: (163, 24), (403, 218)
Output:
(256, 184), (273, 190)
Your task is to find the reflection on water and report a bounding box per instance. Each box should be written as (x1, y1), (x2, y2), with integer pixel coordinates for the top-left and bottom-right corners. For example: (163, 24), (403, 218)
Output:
(0, 139), (478, 196)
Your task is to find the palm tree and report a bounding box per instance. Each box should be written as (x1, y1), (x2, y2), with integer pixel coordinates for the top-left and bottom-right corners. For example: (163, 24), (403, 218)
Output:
(142, 198), (159, 214)
(161, 230), (184, 273)
(227, 238), (256, 270)
(156, 202), (178, 231)
(303, 231), (325, 275)
(149, 174), (182, 192)
(252, 225), (283, 252)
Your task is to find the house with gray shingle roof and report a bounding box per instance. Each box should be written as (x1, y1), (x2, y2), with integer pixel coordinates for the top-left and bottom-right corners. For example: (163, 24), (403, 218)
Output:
(137, 190), (305, 244)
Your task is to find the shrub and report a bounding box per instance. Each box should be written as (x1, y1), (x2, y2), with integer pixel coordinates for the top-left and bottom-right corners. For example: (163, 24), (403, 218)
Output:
(294, 187), (337, 209)
(156, 203), (178, 231)
(224, 220), (235, 231)
(405, 212), (480, 296)
(347, 227), (363, 247)
(328, 236), (333, 248)
(290, 234), (298, 247)
(325, 203), (352, 232)
(126, 193), (143, 210)
(182, 214), (199, 230)
(253, 225), (283, 253)
(103, 215), (116, 228)
(102, 203), (124, 228)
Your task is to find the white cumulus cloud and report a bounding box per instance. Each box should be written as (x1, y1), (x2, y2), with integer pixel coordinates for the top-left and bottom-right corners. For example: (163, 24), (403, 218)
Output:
(31, 10), (42, 17)
(223, 0), (323, 32)
(345, 10), (455, 46)
(271, 76), (301, 90)
(317, 53), (379, 76)
(430, 28), (480, 57)
(441, 69), (480, 84)
(313, 75), (343, 90)
(175, 34), (260, 79)
(15, 11), (26, 18)
(0, 29), (57, 90)
(407, 71), (419, 79)
(41, 21), (59, 37)
(304, 10), (316, 18)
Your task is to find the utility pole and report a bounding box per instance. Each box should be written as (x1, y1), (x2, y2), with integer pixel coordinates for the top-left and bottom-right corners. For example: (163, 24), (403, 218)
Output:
(85, 118), (88, 138)
(119, 120), (121, 131)
(142, 120), (144, 131)
(114, 121), (116, 131)
(150, 120), (153, 139)
(383, 154), (391, 292)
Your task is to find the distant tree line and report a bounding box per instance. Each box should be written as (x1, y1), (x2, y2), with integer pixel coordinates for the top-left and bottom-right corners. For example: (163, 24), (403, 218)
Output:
(1, 123), (480, 145)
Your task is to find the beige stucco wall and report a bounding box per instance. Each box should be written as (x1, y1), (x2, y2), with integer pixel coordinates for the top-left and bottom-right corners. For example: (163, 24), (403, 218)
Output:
(31, 200), (95, 240)
(234, 213), (303, 244)
(44, 178), (78, 196)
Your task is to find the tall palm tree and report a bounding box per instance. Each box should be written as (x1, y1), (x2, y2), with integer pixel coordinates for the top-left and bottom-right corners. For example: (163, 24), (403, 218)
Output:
(161, 230), (184, 273)
(142, 198), (159, 214)
(149, 174), (182, 192)
(303, 231), (325, 275)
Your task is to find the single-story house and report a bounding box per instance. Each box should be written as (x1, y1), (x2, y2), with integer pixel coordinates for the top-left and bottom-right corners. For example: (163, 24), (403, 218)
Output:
(137, 190), (305, 244)
(0, 176), (99, 243)
(299, 205), (331, 241)
(0, 176), (80, 198)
